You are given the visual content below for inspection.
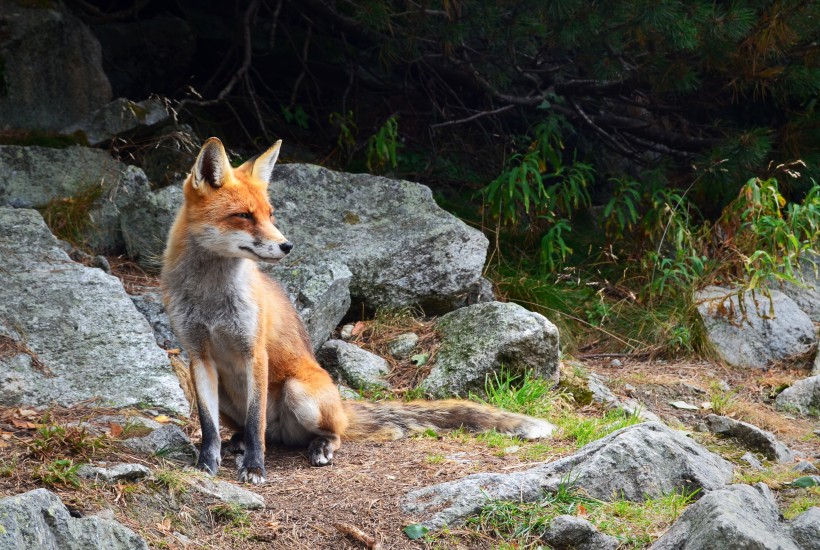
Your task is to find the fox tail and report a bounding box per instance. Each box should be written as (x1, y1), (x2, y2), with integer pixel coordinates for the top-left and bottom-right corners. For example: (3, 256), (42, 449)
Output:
(342, 399), (555, 441)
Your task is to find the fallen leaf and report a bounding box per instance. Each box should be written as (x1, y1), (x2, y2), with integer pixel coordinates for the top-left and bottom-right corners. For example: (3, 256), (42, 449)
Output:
(577, 504), (588, 517)
(410, 353), (429, 366)
(403, 524), (429, 540)
(351, 321), (367, 336)
(108, 423), (123, 438)
(0, 440), (9, 448)
(11, 418), (37, 429)
(154, 415), (171, 424)
(17, 409), (37, 418)
(700, 402), (713, 410)
(791, 476), (820, 488)
(668, 400), (699, 411)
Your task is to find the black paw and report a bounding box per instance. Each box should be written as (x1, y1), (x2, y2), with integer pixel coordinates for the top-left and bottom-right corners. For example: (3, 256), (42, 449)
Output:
(223, 432), (245, 455)
(196, 454), (220, 476)
(308, 436), (335, 466)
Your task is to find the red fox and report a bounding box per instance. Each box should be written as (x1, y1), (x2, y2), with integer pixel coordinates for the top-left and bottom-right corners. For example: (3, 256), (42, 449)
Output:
(161, 138), (555, 484)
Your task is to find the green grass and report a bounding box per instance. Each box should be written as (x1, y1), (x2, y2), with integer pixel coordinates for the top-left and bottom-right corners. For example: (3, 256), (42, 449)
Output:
(783, 487), (820, 519)
(473, 368), (566, 418)
(35, 458), (81, 488)
(559, 408), (643, 448)
(152, 468), (188, 495)
(210, 503), (251, 527)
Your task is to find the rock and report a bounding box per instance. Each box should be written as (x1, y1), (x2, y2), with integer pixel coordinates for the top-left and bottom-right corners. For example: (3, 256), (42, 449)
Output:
(704, 414), (796, 463)
(540, 515), (618, 550)
(130, 291), (184, 354)
(466, 276), (495, 305)
(387, 333), (419, 358)
(340, 324), (355, 340)
(0, 1), (111, 130)
(788, 507), (820, 550)
(650, 484), (798, 550)
(63, 98), (169, 146)
(775, 375), (820, 416)
(742, 452), (765, 470)
(77, 463), (151, 483)
(0, 208), (188, 415)
(696, 286), (816, 368)
(420, 302), (559, 398)
(0, 145), (152, 253)
(183, 475), (265, 510)
(263, 261), (352, 351)
(403, 422), (733, 529)
(813, 348), (820, 377)
(776, 252), (820, 322)
(119, 164), (490, 311)
(610, 358), (622, 368)
(794, 461), (819, 474)
(316, 340), (389, 390)
(122, 425), (196, 464)
(587, 373), (661, 423)
(0, 488), (148, 549)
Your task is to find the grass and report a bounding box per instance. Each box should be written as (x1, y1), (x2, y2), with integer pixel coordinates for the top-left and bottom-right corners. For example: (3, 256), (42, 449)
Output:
(28, 419), (109, 459)
(558, 408), (643, 448)
(35, 458), (81, 488)
(39, 183), (105, 249)
(152, 468), (189, 495)
(210, 503), (251, 528)
(783, 487), (820, 519)
(709, 383), (738, 416)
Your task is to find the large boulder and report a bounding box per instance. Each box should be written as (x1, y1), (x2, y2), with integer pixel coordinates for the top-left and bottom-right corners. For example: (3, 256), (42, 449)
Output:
(788, 507), (820, 550)
(403, 422), (733, 529)
(120, 164), (489, 312)
(63, 98), (169, 146)
(0, 489), (148, 550)
(0, 208), (189, 415)
(0, 0), (111, 130)
(696, 285), (816, 368)
(650, 484), (798, 550)
(0, 145), (151, 253)
(776, 252), (820, 322)
(775, 375), (820, 416)
(704, 414), (797, 462)
(420, 301), (560, 398)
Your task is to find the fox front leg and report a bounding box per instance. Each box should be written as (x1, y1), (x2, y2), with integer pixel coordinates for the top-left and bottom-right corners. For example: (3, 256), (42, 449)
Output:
(236, 351), (268, 485)
(191, 356), (221, 475)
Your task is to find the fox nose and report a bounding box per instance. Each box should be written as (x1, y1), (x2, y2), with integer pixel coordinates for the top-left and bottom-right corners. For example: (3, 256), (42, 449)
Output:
(279, 241), (293, 254)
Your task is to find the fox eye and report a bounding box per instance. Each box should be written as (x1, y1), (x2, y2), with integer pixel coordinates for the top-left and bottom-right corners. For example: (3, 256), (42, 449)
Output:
(234, 212), (254, 220)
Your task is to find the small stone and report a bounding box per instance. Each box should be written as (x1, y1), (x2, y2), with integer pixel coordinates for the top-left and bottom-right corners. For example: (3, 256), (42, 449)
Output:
(610, 359), (622, 368)
(183, 474), (265, 510)
(705, 414), (796, 463)
(316, 340), (389, 390)
(122, 425), (197, 464)
(624, 383), (636, 395)
(77, 463), (151, 483)
(387, 333), (419, 359)
(541, 515), (618, 550)
(340, 324), (355, 340)
(742, 452), (765, 471)
(794, 461), (820, 474)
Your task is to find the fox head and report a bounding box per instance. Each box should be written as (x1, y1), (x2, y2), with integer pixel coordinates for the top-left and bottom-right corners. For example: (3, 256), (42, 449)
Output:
(181, 137), (292, 262)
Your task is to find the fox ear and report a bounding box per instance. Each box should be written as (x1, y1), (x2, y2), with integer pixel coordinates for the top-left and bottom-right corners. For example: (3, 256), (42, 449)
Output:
(251, 140), (282, 183)
(193, 138), (231, 191)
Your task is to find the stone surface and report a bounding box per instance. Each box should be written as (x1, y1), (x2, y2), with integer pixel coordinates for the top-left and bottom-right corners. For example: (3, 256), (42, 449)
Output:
(788, 507), (820, 550)
(130, 291), (184, 354)
(64, 98), (169, 146)
(119, 164), (489, 311)
(0, 488), (148, 549)
(777, 252), (820, 322)
(742, 452), (765, 470)
(696, 285), (816, 368)
(403, 422), (733, 529)
(263, 261), (352, 351)
(0, 1), (111, 130)
(316, 340), (389, 390)
(183, 475), (265, 510)
(0, 208), (188, 415)
(0, 146), (151, 253)
(77, 463), (151, 483)
(776, 375), (820, 416)
(540, 515), (618, 550)
(122, 425), (196, 463)
(387, 333), (419, 359)
(650, 484), (798, 550)
(420, 302), (559, 398)
(588, 373), (662, 423)
(705, 414), (796, 463)
(794, 461), (819, 474)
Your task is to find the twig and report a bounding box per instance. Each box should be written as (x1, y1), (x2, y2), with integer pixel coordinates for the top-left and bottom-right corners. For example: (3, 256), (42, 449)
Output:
(579, 353), (648, 359)
(430, 104), (516, 129)
(333, 522), (382, 549)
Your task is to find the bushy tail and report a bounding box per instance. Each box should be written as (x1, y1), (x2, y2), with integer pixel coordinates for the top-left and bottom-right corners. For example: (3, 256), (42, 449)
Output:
(342, 399), (555, 441)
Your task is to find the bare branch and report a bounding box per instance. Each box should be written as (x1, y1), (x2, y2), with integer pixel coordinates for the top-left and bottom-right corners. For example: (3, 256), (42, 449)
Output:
(430, 104), (516, 130)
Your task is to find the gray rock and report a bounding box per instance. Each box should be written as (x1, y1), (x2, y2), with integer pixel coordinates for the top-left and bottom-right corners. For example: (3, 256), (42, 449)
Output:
(705, 414), (796, 463)
(776, 375), (820, 416)
(540, 515), (618, 550)
(777, 252), (820, 322)
(122, 425), (196, 464)
(0, 146), (151, 253)
(387, 333), (419, 359)
(183, 475), (265, 510)
(403, 422), (733, 529)
(813, 347), (820, 377)
(794, 461), (819, 474)
(788, 507), (820, 550)
(316, 340), (389, 390)
(0, 1), (111, 130)
(130, 291), (183, 353)
(119, 164), (490, 311)
(63, 98), (169, 146)
(696, 285), (816, 368)
(588, 373), (661, 423)
(742, 452), (765, 470)
(651, 484), (798, 550)
(340, 324), (355, 340)
(420, 302), (559, 398)
(77, 463), (151, 483)
(0, 488), (147, 550)
(263, 261), (352, 351)
(0, 208), (188, 415)
(466, 276), (496, 305)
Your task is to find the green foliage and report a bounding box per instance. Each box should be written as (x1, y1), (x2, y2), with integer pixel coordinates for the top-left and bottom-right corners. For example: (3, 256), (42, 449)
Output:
(329, 110), (358, 163)
(36, 458), (81, 488)
(475, 368), (558, 418)
(210, 503), (250, 527)
(281, 105), (309, 129)
(559, 409), (642, 448)
(366, 115), (399, 173)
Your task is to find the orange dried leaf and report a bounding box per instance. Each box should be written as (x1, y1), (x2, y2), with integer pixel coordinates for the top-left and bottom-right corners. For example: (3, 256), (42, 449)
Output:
(351, 321), (367, 336)
(108, 423), (123, 438)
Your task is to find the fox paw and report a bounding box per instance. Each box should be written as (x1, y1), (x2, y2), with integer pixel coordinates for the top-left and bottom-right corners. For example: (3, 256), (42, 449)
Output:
(236, 454), (266, 485)
(195, 457), (220, 476)
(223, 432), (245, 455)
(307, 437), (335, 466)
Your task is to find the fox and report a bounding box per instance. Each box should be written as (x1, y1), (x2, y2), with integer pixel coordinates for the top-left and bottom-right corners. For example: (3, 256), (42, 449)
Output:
(160, 137), (556, 484)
